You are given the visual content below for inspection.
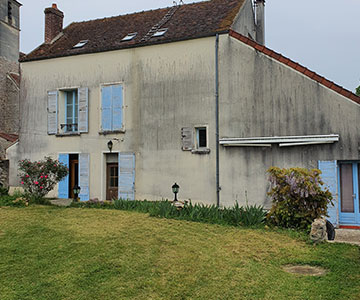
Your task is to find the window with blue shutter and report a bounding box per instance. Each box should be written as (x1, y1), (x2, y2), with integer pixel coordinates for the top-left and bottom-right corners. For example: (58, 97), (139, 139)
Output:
(318, 160), (338, 226)
(101, 84), (124, 132)
(58, 154), (69, 198)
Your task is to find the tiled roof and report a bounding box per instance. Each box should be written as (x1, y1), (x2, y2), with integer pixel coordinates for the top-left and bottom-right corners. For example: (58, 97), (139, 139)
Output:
(229, 29), (360, 105)
(0, 133), (18, 143)
(22, 0), (245, 62)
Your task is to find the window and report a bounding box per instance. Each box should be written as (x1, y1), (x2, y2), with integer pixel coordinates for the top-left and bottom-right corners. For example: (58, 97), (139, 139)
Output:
(73, 40), (88, 49)
(47, 88), (89, 135)
(65, 90), (78, 132)
(152, 28), (168, 37)
(121, 33), (137, 41)
(196, 127), (207, 148)
(7, 1), (12, 21)
(101, 84), (124, 132)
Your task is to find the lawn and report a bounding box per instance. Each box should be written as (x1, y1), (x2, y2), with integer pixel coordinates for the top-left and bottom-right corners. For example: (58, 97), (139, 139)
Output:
(0, 206), (359, 300)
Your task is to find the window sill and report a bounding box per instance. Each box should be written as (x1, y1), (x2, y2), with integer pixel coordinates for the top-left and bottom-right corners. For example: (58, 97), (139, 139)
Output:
(55, 132), (81, 137)
(99, 130), (125, 135)
(191, 148), (210, 154)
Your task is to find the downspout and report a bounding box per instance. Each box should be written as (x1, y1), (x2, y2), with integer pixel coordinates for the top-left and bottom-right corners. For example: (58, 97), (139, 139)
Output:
(215, 34), (220, 207)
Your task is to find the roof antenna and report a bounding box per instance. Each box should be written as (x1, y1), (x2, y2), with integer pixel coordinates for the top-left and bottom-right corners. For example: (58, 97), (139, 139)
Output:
(173, 1), (177, 5)
(179, 0), (184, 4)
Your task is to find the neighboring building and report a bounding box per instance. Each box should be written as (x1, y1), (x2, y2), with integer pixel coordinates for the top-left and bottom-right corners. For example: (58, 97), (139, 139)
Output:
(7, 0), (360, 228)
(0, 0), (21, 186)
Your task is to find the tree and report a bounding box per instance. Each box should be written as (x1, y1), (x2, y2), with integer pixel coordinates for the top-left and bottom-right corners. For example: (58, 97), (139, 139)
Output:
(356, 85), (360, 97)
(18, 157), (68, 203)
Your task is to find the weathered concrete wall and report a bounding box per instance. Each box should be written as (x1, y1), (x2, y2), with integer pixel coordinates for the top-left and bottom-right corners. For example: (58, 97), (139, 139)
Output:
(0, 57), (19, 134)
(218, 34), (360, 207)
(10, 37), (217, 202)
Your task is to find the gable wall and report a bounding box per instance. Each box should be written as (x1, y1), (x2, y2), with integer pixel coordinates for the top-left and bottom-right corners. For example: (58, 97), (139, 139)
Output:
(218, 34), (360, 207)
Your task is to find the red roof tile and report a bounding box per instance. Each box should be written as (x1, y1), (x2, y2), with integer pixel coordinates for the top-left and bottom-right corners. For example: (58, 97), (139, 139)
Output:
(22, 0), (245, 62)
(229, 29), (360, 105)
(0, 133), (18, 143)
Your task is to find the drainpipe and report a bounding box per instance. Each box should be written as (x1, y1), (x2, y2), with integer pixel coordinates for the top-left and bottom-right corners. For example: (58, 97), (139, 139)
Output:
(215, 34), (220, 207)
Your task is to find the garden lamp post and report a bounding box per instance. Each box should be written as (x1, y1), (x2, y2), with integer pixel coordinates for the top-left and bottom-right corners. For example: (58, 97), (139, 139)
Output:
(107, 140), (113, 153)
(172, 183), (179, 202)
(73, 185), (81, 202)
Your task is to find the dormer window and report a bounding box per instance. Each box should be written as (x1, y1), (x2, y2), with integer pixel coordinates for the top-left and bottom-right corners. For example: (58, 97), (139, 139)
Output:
(73, 40), (88, 49)
(152, 28), (168, 37)
(121, 33), (137, 41)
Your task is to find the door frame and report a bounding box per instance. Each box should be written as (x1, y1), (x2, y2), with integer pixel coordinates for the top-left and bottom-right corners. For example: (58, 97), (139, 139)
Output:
(338, 161), (360, 226)
(106, 162), (119, 200)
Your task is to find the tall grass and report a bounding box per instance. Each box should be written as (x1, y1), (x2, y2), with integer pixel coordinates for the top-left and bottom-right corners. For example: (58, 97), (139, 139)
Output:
(113, 199), (266, 227)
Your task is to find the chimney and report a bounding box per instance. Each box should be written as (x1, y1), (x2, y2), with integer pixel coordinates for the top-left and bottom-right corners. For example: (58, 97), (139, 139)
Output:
(255, 0), (265, 45)
(44, 3), (64, 44)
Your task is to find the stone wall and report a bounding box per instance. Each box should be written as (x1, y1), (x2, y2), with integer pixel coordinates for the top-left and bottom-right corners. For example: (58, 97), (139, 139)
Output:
(0, 160), (9, 187)
(0, 57), (19, 134)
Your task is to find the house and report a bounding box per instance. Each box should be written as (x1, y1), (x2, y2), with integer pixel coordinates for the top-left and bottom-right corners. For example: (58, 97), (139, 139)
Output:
(7, 0), (360, 228)
(0, 0), (21, 186)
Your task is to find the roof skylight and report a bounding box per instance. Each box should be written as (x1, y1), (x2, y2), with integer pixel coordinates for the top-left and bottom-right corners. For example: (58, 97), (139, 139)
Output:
(122, 33), (137, 41)
(73, 40), (88, 49)
(152, 28), (168, 37)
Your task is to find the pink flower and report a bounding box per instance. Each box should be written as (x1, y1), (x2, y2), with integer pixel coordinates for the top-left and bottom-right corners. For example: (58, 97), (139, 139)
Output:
(40, 176), (43, 178)
(26, 175), (30, 178)
(21, 181), (24, 185)
(45, 175), (48, 178)
(34, 181), (39, 185)
(40, 186), (44, 189)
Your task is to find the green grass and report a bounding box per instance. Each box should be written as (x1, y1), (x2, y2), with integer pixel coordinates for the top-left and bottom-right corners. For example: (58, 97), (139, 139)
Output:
(0, 206), (359, 300)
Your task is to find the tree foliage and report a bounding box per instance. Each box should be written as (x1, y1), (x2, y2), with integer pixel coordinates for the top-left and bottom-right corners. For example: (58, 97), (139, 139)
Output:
(356, 85), (360, 97)
(266, 167), (333, 231)
(18, 157), (68, 202)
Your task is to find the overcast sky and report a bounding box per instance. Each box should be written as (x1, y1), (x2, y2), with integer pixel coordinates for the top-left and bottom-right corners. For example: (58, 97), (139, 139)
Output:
(20, 0), (360, 92)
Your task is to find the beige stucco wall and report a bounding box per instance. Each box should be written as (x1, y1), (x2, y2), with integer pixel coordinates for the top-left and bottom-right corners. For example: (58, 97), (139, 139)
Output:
(11, 37), (218, 203)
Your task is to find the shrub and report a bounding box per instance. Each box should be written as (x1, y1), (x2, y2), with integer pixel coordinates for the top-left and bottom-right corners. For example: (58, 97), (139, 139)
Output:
(18, 157), (68, 203)
(266, 167), (332, 231)
(0, 185), (8, 196)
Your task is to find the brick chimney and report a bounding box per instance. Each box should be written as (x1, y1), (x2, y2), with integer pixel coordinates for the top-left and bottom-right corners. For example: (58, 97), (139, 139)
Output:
(255, 0), (265, 45)
(44, 3), (64, 44)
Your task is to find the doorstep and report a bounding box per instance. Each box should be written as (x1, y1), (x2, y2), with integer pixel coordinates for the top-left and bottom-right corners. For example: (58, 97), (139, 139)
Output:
(50, 198), (73, 207)
(327, 229), (360, 246)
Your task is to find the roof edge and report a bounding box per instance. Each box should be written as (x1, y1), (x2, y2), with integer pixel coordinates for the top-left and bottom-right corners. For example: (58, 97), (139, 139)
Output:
(229, 29), (360, 105)
(20, 30), (229, 63)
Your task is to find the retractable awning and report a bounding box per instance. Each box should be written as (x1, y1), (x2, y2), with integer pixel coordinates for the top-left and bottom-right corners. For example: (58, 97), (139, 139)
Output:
(219, 134), (339, 147)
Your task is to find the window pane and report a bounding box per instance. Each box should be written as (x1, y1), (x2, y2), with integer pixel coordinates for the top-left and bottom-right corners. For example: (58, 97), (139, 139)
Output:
(340, 164), (354, 213)
(198, 128), (207, 148)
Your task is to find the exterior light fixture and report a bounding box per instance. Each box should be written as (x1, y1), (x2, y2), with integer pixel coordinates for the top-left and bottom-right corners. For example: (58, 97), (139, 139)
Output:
(172, 182), (179, 202)
(107, 140), (113, 153)
(73, 185), (81, 202)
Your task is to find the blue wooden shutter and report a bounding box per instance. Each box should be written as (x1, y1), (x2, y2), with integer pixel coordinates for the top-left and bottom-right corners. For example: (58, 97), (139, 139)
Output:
(47, 91), (58, 134)
(119, 153), (135, 200)
(79, 153), (90, 201)
(58, 154), (69, 198)
(318, 160), (338, 226)
(112, 85), (123, 130)
(101, 86), (112, 131)
(78, 87), (89, 133)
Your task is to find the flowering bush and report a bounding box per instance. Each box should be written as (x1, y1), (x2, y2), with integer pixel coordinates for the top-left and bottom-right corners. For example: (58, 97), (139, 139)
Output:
(267, 167), (333, 231)
(18, 157), (68, 202)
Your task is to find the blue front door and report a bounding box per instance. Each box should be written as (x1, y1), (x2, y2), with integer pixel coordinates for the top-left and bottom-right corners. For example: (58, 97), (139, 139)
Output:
(339, 162), (360, 225)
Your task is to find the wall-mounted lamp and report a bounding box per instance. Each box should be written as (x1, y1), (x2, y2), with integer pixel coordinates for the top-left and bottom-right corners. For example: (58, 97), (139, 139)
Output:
(107, 140), (113, 153)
